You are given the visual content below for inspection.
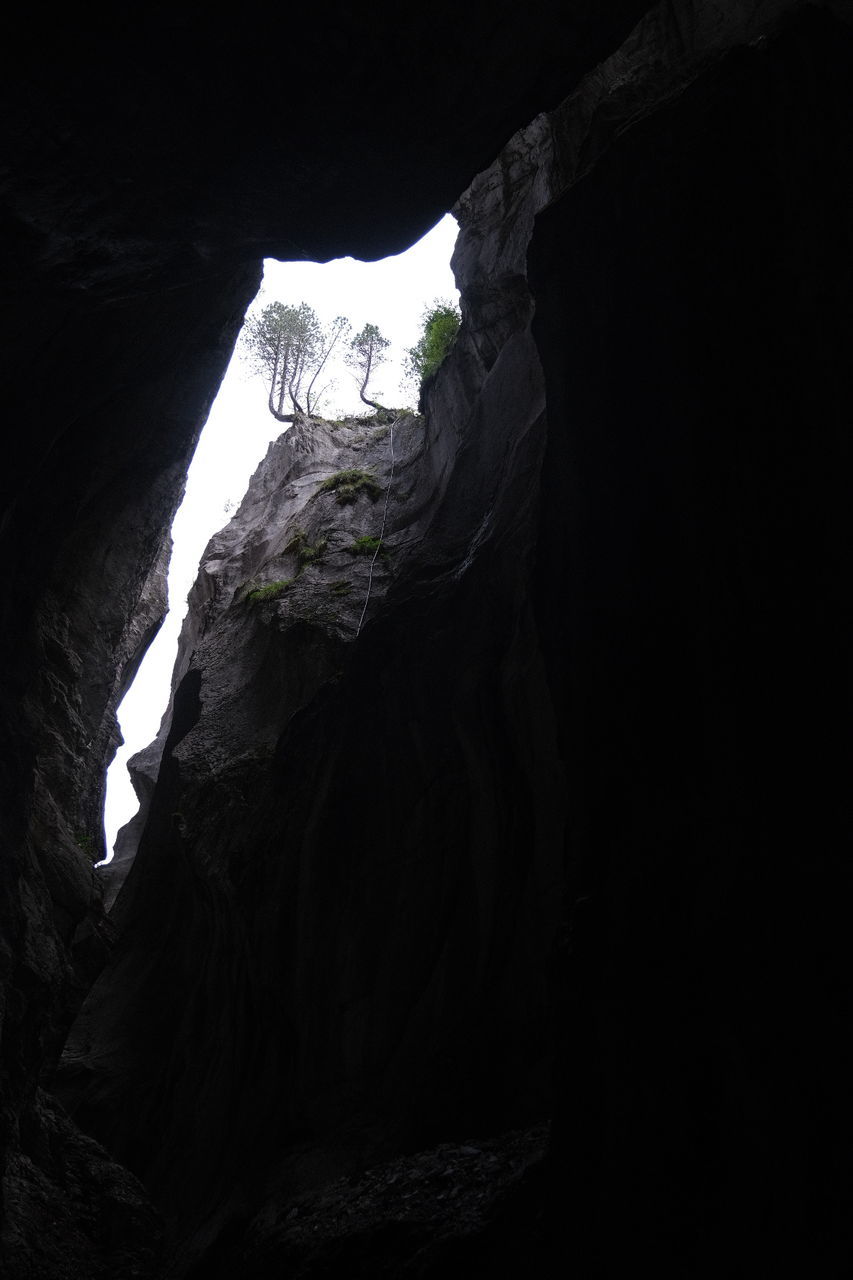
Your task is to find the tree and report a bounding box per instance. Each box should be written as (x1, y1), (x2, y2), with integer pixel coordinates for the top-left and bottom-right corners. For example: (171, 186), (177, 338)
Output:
(346, 323), (390, 411)
(406, 299), (460, 387)
(303, 313), (350, 415)
(242, 302), (350, 421)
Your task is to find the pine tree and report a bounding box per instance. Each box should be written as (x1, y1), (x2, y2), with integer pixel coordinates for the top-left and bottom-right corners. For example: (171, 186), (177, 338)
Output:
(242, 303), (350, 421)
(346, 323), (391, 411)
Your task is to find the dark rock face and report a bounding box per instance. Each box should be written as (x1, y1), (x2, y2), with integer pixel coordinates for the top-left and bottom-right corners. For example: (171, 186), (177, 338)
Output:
(0, 5), (650, 1273)
(0, 260), (259, 1279)
(1, 1089), (162, 1280)
(60, 322), (560, 1268)
(2, 0), (852, 1276)
(203, 1122), (550, 1280)
(529, 8), (853, 1273)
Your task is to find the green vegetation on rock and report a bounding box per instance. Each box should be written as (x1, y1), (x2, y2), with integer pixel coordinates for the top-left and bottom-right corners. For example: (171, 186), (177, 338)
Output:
(350, 534), (387, 557)
(345, 323), (390, 411)
(282, 529), (307, 555)
(244, 529), (329, 607)
(318, 469), (382, 505)
(247, 579), (293, 604)
(297, 535), (328, 568)
(282, 528), (328, 568)
(406, 299), (460, 386)
(241, 302), (350, 422)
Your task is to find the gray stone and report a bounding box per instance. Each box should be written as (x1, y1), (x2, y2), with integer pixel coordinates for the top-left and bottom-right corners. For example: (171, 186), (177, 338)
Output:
(2, 2), (852, 1276)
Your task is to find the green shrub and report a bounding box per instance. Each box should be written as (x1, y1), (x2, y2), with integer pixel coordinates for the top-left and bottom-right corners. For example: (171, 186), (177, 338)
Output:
(297, 535), (328, 568)
(349, 534), (386, 557)
(282, 529), (307, 555)
(247, 579), (293, 603)
(280, 529), (327, 571)
(406, 299), (460, 385)
(318, 468), (382, 505)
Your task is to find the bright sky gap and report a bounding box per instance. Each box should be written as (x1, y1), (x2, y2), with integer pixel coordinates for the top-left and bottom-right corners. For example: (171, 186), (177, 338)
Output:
(102, 214), (460, 858)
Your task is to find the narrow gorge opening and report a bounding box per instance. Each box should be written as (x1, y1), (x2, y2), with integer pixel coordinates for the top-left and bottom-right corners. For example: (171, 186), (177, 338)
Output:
(4, 6), (852, 1278)
(102, 214), (460, 861)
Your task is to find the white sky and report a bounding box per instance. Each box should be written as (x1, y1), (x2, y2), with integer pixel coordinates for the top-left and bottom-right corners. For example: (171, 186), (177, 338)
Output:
(102, 213), (460, 858)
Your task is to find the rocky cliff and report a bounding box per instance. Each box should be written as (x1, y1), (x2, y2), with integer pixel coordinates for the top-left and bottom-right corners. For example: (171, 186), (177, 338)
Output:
(60, 323), (561, 1271)
(3, 1), (853, 1276)
(530, 3), (853, 1274)
(55, 3), (853, 1276)
(0, 4), (649, 1274)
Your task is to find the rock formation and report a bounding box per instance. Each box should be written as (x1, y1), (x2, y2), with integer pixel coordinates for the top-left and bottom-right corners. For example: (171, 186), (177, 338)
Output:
(2, 1), (852, 1276)
(0, 5), (647, 1273)
(60, 339), (560, 1267)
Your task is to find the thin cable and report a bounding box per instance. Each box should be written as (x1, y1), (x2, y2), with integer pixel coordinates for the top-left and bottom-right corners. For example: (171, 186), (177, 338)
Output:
(356, 415), (399, 637)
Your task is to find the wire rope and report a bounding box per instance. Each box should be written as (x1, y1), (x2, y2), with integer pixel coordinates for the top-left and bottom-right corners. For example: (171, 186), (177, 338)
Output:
(356, 414), (399, 637)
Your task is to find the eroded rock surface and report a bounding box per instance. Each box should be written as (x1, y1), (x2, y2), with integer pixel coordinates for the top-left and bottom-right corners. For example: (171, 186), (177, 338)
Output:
(3, 1), (852, 1276)
(216, 1123), (549, 1279)
(60, 310), (560, 1272)
(1, 1089), (162, 1280)
(45, 2), (853, 1276)
(0, 6), (651, 1273)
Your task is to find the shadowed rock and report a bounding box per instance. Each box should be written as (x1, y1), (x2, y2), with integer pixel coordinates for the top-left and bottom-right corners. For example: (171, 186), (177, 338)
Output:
(2, 2), (852, 1276)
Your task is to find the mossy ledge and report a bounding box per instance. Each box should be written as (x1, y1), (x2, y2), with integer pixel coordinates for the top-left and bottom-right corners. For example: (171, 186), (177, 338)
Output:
(318, 468), (382, 505)
(246, 579), (293, 604)
(349, 534), (388, 557)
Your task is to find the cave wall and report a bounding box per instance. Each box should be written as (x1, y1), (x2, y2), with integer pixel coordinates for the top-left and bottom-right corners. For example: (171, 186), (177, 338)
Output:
(56, 172), (560, 1275)
(0, 6), (651, 1274)
(528, 8), (853, 1274)
(56, 2), (853, 1275)
(2, 0), (852, 1275)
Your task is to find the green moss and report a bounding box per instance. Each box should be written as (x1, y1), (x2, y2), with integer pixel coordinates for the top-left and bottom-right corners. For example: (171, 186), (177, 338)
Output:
(243, 530), (328, 606)
(329, 579), (352, 596)
(275, 528), (328, 572)
(74, 831), (95, 856)
(297, 535), (328, 569)
(247, 579), (293, 603)
(349, 534), (388, 557)
(318, 468), (382, 505)
(282, 529), (307, 555)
